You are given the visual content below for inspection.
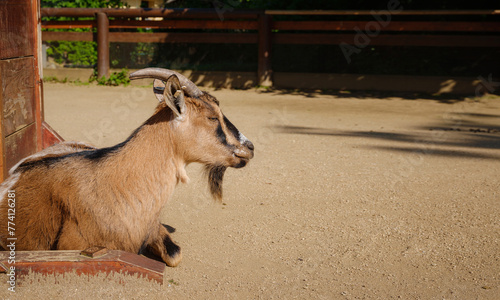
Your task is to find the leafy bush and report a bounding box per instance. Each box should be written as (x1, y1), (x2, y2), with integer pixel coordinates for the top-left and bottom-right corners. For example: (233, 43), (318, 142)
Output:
(42, 0), (123, 9)
(89, 68), (131, 86)
(42, 0), (125, 67)
(46, 40), (97, 66)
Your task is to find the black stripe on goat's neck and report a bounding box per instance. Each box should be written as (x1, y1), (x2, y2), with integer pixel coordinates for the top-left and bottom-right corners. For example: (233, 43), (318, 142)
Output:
(16, 125), (143, 172)
(83, 125), (143, 161)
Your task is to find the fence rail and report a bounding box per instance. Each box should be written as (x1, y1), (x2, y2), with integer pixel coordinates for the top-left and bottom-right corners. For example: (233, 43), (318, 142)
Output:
(40, 8), (500, 86)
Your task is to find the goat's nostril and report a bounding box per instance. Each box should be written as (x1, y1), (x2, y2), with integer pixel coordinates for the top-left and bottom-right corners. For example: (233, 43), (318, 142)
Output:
(245, 141), (254, 151)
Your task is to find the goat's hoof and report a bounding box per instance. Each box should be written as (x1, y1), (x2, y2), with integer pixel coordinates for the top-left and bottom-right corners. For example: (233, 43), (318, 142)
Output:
(163, 235), (182, 267)
(165, 249), (182, 267)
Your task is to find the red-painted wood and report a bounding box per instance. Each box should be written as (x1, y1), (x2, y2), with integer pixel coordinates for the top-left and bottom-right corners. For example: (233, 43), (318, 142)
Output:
(0, 249), (166, 284)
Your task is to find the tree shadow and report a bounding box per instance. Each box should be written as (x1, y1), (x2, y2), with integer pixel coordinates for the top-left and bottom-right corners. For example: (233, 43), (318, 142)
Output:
(257, 88), (492, 103)
(419, 112), (500, 134)
(276, 121), (500, 160)
(364, 146), (500, 160)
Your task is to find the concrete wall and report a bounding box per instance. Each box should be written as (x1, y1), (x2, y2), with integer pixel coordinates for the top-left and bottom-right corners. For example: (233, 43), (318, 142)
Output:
(42, 68), (493, 96)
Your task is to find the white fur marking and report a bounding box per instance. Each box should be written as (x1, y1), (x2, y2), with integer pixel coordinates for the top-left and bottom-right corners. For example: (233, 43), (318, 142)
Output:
(238, 132), (249, 144)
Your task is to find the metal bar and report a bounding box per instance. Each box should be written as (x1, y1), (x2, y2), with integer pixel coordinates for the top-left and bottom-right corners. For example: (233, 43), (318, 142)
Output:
(258, 14), (272, 87)
(96, 12), (109, 79)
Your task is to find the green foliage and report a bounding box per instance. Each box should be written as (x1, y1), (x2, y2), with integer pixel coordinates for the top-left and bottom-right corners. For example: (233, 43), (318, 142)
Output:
(41, 0), (124, 8)
(42, 0), (126, 67)
(44, 69), (130, 86)
(43, 76), (68, 83)
(46, 41), (97, 66)
(43, 76), (89, 85)
(90, 69), (131, 86)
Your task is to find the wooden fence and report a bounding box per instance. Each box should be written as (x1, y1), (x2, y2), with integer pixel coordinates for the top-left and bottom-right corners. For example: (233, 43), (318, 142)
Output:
(41, 8), (500, 86)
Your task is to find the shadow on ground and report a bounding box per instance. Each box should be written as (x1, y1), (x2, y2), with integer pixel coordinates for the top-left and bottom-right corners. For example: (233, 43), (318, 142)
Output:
(258, 88), (500, 104)
(276, 116), (500, 160)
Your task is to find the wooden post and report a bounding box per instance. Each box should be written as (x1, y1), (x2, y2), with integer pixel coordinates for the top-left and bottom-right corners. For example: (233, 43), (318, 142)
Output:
(258, 13), (272, 87)
(96, 12), (109, 79)
(33, 0), (43, 151)
(0, 0), (42, 180)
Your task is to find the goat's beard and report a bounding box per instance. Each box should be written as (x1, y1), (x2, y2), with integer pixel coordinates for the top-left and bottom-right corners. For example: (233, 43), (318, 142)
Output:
(205, 165), (227, 201)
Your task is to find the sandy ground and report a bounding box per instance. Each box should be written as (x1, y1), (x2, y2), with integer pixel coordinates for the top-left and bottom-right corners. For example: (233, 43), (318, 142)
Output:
(1, 83), (499, 299)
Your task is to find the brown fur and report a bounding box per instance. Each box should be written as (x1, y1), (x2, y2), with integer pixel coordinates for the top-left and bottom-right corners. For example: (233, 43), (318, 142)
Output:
(0, 87), (253, 267)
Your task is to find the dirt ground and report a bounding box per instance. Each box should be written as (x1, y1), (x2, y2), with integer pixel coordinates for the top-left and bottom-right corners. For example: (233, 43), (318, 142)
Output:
(1, 83), (499, 299)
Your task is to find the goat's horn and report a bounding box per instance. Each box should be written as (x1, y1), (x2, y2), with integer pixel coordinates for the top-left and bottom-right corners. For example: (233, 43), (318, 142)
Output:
(129, 68), (203, 97)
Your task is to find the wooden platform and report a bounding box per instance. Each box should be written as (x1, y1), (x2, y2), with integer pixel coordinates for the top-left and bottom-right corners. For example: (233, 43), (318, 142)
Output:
(0, 247), (166, 284)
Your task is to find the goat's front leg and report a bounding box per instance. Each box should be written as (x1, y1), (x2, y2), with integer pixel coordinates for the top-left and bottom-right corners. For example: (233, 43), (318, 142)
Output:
(146, 223), (182, 267)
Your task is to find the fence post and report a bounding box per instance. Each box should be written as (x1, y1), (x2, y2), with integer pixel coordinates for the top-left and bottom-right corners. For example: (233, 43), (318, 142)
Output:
(258, 13), (272, 87)
(96, 12), (109, 78)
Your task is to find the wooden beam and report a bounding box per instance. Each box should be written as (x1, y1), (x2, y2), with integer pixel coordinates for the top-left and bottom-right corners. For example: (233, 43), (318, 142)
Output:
(41, 7), (260, 19)
(108, 32), (258, 44)
(109, 19), (258, 30)
(273, 21), (500, 32)
(41, 30), (500, 48)
(0, 248), (166, 284)
(273, 33), (500, 47)
(42, 31), (94, 41)
(265, 10), (500, 16)
(42, 20), (95, 29)
(42, 20), (500, 33)
(41, 31), (258, 44)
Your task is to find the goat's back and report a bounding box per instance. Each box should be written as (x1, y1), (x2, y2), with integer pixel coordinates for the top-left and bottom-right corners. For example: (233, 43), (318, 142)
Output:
(0, 142), (96, 250)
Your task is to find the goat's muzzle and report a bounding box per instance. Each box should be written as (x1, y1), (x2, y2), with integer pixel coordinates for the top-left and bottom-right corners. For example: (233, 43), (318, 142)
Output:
(232, 140), (254, 168)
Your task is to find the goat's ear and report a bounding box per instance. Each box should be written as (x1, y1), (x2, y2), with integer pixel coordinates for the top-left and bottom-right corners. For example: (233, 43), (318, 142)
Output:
(153, 75), (186, 119)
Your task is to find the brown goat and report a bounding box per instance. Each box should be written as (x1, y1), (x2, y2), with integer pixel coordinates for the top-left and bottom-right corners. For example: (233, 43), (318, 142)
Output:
(0, 68), (254, 267)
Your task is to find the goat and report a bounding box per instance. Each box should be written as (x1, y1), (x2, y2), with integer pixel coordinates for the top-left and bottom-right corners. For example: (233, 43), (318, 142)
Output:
(0, 68), (254, 267)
